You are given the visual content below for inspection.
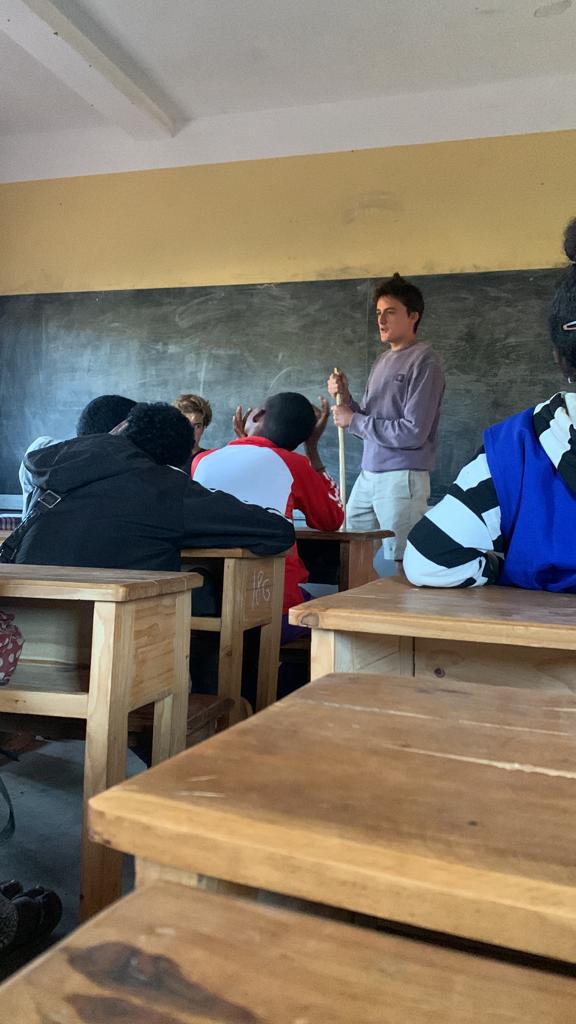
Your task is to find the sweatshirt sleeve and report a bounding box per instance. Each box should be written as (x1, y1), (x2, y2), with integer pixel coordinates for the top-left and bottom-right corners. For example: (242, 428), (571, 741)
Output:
(291, 459), (344, 531)
(403, 448), (504, 587)
(349, 356), (444, 450)
(180, 479), (295, 555)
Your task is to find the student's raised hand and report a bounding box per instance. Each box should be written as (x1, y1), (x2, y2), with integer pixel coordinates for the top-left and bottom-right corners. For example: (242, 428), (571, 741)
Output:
(306, 396), (330, 449)
(232, 405), (251, 438)
(327, 371), (351, 405)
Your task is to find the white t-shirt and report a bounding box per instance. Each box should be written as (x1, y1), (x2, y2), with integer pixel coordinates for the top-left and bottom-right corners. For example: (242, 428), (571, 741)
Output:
(19, 435), (64, 515)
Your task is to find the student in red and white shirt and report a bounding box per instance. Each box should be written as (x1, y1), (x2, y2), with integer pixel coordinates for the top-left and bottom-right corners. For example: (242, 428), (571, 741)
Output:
(192, 392), (343, 637)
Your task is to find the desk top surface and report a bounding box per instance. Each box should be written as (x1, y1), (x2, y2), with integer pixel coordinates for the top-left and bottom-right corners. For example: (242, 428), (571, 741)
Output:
(90, 674), (576, 960)
(295, 527), (392, 541)
(4, 881), (573, 1022)
(289, 575), (576, 650)
(181, 546), (289, 560)
(0, 564), (201, 601)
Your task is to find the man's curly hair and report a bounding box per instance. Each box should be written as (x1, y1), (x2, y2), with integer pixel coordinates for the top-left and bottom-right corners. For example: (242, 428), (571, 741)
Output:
(123, 402), (194, 466)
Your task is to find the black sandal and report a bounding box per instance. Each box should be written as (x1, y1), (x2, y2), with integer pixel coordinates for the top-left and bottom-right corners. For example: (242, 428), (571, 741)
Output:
(0, 883), (62, 956)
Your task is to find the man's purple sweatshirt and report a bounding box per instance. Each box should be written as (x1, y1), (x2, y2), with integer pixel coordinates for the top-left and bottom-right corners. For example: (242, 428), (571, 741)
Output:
(349, 340), (445, 472)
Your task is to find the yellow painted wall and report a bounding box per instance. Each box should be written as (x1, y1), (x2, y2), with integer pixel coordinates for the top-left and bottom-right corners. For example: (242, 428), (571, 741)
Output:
(2, 129), (575, 295)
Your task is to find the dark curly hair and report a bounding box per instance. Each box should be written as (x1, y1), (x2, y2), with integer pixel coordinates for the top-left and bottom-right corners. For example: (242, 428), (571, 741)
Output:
(373, 272), (424, 331)
(123, 402), (194, 466)
(76, 394), (136, 435)
(549, 216), (576, 372)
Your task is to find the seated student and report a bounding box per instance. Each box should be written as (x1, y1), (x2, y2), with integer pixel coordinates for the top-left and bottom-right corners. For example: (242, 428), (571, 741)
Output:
(172, 393), (213, 474)
(19, 394), (136, 516)
(404, 216), (576, 591)
(192, 392), (343, 637)
(4, 402), (294, 570)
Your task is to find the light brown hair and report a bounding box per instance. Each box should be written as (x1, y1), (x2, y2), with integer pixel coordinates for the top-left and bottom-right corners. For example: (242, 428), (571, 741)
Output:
(172, 393), (212, 427)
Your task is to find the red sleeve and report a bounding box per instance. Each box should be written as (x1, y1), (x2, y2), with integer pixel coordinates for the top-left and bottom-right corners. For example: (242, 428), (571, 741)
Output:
(289, 455), (344, 531)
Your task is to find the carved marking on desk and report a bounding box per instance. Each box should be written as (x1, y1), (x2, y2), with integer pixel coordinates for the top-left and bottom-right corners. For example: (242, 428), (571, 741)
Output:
(398, 747), (576, 779)
(299, 698), (574, 737)
(251, 570), (271, 608)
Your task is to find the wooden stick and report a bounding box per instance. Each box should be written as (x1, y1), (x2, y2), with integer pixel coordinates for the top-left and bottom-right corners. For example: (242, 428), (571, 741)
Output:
(334, 367), (347, 528)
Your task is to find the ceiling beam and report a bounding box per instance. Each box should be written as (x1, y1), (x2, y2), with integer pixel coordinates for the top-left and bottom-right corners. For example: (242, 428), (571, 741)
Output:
(1, 0), (176, 138)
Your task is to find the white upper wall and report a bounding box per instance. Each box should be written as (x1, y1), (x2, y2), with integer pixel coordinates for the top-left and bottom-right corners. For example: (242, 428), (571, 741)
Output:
(1, 0), (575, 182)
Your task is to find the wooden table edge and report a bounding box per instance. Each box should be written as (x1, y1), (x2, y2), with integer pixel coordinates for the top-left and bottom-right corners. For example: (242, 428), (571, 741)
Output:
(88, 793), (576, 962)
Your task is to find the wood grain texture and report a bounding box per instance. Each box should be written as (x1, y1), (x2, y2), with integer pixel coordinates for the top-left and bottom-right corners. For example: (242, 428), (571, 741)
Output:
(414, 637), (576, 693)
(182, 547), (289, 560)
(290, 575), (576, 651)
(0, 563), (200, 602)
(3, 882), (575, 1023)
(89, 675), (576, 960)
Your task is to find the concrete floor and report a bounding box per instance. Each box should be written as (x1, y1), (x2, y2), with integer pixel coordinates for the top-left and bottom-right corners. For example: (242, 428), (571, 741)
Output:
(0, 739), (145, 981)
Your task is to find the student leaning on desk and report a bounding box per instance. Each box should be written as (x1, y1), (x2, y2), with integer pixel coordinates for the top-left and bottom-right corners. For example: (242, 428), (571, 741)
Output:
(1, 402), (294, 573)
(19, 393), (137, 516)
(405, 215), (576, 592)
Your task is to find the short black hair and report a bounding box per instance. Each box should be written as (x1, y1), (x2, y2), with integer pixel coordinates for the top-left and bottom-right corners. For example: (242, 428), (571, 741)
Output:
(123, 402), (194, 466)
(549, 217), (576, 371)
(373, 272), (424, 331)
(77, 395), (136, 436)
(260, 392), (316, 451)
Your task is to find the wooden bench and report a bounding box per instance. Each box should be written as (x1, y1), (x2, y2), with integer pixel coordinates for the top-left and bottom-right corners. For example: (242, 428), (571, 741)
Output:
(183, 546), (287, 712)
(295, 527), (393, 590)
(90, 673), (576, 961)
(2, 881), (574, 1021)
(290, 574), (576, 692)
(0, 563), (200, 920)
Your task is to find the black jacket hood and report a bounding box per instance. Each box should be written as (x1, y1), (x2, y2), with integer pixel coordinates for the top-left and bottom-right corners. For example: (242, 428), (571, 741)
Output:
(24, 434), (157, 495)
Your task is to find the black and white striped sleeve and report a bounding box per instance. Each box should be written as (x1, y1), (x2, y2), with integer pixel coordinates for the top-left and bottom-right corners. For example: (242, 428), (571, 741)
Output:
(403, 448), (504, 588)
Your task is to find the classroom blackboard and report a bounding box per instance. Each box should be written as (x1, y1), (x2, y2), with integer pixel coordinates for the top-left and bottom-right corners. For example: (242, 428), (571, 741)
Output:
(0, 268), (564, 502)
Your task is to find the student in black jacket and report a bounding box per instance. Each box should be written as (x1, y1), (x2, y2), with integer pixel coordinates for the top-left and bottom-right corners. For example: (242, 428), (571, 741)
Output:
(11, 402), (294, 570)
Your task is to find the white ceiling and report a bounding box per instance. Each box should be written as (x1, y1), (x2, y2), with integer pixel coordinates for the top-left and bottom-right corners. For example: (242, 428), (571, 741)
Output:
(1, 0), (575, 181)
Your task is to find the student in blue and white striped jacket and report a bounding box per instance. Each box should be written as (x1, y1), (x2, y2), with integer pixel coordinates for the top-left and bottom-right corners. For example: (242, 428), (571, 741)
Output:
(404, 216), (576, 593)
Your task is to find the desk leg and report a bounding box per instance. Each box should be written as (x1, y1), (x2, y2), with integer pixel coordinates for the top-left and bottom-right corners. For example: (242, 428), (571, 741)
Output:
(255, 557), (285, 711)
(310, 630), (414, 680)
(81, 601), (132, 921)
(340, 539), (378, 591)
(151, 591), (190, 764)
(217, 560), (244, 715)
(136, 857), (257, 900)
(310, 629), (336, 678)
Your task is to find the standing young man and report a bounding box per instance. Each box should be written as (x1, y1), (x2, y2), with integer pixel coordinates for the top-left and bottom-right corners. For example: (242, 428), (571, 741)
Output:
(328, 273), (445, 566)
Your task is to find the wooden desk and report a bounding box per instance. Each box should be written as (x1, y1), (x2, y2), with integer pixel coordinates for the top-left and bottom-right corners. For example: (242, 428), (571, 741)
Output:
(3, 882), (574, 1023)
(90, 674), (576, 961)
(182, 547), (287, 711)
(290, 575), (576, 692)
(295, 527), (393, 590)
(0, 563), (200, 919)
